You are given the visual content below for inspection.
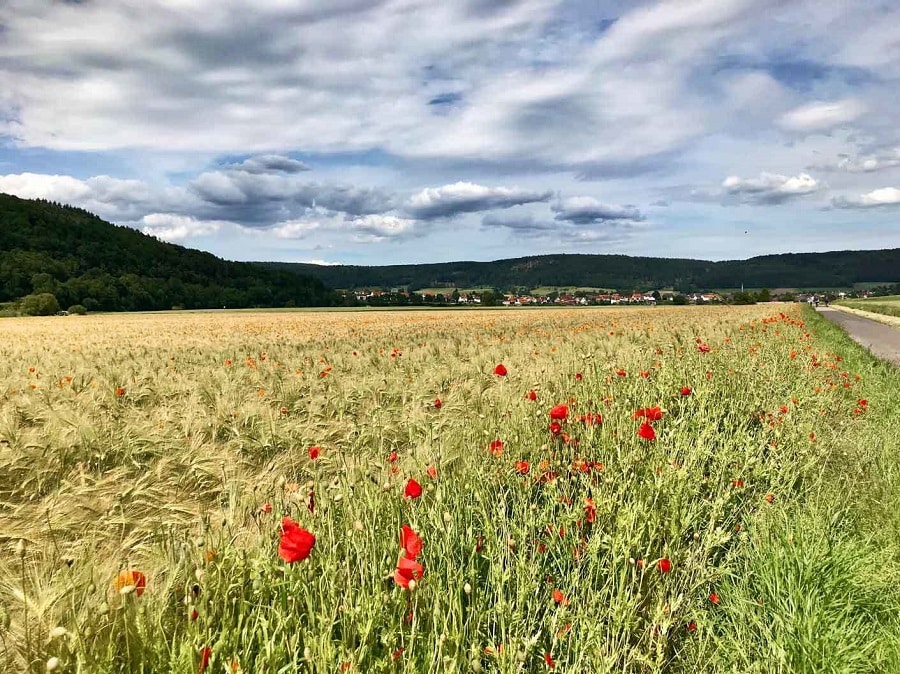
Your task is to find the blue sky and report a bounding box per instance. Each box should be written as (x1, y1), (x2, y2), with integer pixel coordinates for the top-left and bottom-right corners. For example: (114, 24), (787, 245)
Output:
(1, 0), (899, 265)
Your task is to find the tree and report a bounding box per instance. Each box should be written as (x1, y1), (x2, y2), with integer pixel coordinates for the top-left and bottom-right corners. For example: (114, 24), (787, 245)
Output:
(21, 292), (60, 316)
(672, 294), (688, 305)
(755, 288), (771, 302)
(67, 304), (87, 315)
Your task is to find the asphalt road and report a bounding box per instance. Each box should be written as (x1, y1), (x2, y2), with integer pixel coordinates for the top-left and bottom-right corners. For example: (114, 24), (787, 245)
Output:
(817, 307), (900, 366)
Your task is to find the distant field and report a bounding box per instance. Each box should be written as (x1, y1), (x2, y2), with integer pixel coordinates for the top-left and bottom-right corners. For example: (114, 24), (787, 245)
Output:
(3, 306), (900, 672)
(839, 295), (900, 319)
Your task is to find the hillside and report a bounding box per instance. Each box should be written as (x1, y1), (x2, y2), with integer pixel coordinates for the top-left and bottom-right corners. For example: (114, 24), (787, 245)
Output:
(0, 194), (332, 311)
(269, 249), (900, 292)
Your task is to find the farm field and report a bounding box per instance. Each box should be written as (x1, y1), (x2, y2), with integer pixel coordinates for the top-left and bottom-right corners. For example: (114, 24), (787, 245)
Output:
(2, 305), (900, 673)
(840, 296), (900, 319)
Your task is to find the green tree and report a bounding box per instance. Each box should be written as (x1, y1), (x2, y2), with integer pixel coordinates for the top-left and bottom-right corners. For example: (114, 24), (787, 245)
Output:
(21, 292), (60, 316)
(67, 304), (87, 315)
(672, 294), (688, 305)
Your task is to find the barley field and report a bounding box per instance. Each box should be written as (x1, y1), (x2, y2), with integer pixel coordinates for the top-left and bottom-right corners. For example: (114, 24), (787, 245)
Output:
(839, 296), (900, 320)
(2, 306), (900, 674)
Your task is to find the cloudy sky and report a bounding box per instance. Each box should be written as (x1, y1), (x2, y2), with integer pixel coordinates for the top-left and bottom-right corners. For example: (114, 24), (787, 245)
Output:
(1, 0), (899, 265)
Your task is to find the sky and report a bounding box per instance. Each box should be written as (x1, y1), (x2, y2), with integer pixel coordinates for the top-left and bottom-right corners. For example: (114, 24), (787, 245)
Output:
(1, 0), (899, 266)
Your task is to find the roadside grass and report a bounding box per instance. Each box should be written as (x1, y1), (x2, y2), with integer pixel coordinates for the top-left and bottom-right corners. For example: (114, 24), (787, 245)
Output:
(1, 306), (899, 673)
(839, 297), (900, 319)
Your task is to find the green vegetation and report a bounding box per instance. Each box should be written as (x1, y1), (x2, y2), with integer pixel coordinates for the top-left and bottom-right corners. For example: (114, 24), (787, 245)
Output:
(0, 194), (333, 312)
(269, 249), (900, 293)
(839, 296), (900, 319)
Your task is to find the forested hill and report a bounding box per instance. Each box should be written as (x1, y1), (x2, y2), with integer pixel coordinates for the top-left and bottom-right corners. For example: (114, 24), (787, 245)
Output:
(269, 248), (900, 292)
(0, 194), (332, 311)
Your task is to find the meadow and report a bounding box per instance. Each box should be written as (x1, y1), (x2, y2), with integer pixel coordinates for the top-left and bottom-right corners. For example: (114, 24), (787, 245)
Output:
(2, 305), (900, 673)
(839, 296), (900, 320)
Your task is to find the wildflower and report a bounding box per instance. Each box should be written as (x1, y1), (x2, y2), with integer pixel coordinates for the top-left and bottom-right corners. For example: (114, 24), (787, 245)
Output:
(526, 389), (538, 401)
(404, 479), (423, 500)
(394, 555), (424, 589)
(549, 421), (562, 436)
(615, 368), (627, 377)
(493, 363), (508, 376)
(698, 343), (711, 353)
(658, 558), (672, 573)
(637, 423), (656, 441)
(514, 460), (530, 475)
(544, 652), (556, 669)
(575, 373), (583, 381)
(278, 517), (315, 563)
(584, 497), (596, 523)
(552, 589), (569, 605)
(426, 465), (438, 479)
(549, 404), (569, 420)
(489, 440), (504, 457)
(709, 592), (720, 605)
(680, 387), (692, 396)
(308, 446), (320, 460)
(434, 398), (442, 409)
(400, 524), (423, 559)
(392, 648), (405, 661)
(115, 387), (126, 396)
(640, 371), (650, 378)
(388, 451), (398, 463)
(578, 413), (602, 426)
(765, 493), (775, 503)
(114, 569), (146, 596)
(687, 621), (697, 632)
(199, 646), (212, 674)
(633, 406), (663, 421)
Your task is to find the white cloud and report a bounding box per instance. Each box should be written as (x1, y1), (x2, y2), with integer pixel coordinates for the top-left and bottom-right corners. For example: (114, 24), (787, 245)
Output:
(778, 99), (866, 133)
(809, 148), (900, 173)
(405, 182), (552, 219)
(348, 214), (418, 242)
(139, 213), (223, 241)
(722, 172), (821, 204)
(832, 187), (900, 208)
(269, 220), (321, 239)
(551, 196), (644, 224)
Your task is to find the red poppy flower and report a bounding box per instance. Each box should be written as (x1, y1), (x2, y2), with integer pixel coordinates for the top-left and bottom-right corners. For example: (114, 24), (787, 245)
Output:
(308, 446), (320, 460)
(680, 387), (692, 396)
(114, 569), (147, 596)
(578, 413), (602, 426)
(858, 398), (868, 407)
(388, 451), (398, 463)
(552, 588), (569, 605)
(115, 387), (126, 397)
(514, 460), (530, 475)
(615, 368), (627, 377)
(526, 389), (538, 401)
(392, 648), (405, 662)
(259, 502), (272, 514)
(278, 517), (315, 563)
(687, 621), (697, 632)
(549, 421), (562, 436)
(706, 370), (712, 380)
(709, 592), (720, 605)
(544, 652), (556, 669)
(698, 343), (711, 353)
(765, 493), (775, 503)
(637, 423), (656, 441)
(549, 404), (569, 420)
(394, 554), (424, 589)
(584, 497), (596, 523)
(489, 439), (504, 456)
(633, 406), (663, 421)
(575, 373), (583, 381)
(426, 465), (437, 479)
(658, 558), (672, 573)
(493, 363), (508, 376)
(400, 524), (422, 559)
(640, 371), (650, 379)
(433, 398), (442, 409)
(198, 646), (212, 674)
(404, 479), (422, 500)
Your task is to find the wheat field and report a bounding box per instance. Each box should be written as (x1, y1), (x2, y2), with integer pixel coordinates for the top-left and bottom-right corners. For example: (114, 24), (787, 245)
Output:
(2, 306), (899, 673)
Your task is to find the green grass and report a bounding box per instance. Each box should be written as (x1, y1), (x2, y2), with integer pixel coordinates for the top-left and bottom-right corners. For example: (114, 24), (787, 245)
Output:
(2, 306), (900, 673)
(838, 296), (900, 319)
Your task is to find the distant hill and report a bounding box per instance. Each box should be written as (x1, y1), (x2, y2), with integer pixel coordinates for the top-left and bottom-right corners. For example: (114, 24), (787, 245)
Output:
(269, 249), (900, 292)
(0, 194), (332, 311)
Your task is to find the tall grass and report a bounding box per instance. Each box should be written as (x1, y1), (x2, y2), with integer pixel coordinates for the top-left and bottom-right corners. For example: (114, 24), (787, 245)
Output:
(1, 306), (898, 673)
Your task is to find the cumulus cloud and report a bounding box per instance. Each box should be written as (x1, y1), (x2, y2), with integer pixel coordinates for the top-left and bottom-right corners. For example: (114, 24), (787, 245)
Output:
(269, 220), (322, 239)
(347, 214), (418, 242)
(227, 155), (311, 174)
(809, 149), (900, 173)
(551, 196), (644, 224)
(139, 213), (224, 241)
(778, 99), (866, 132)
(722, 172), (821, 204)
(405, 182), (552, 219)
(832, 187), (900, 208)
